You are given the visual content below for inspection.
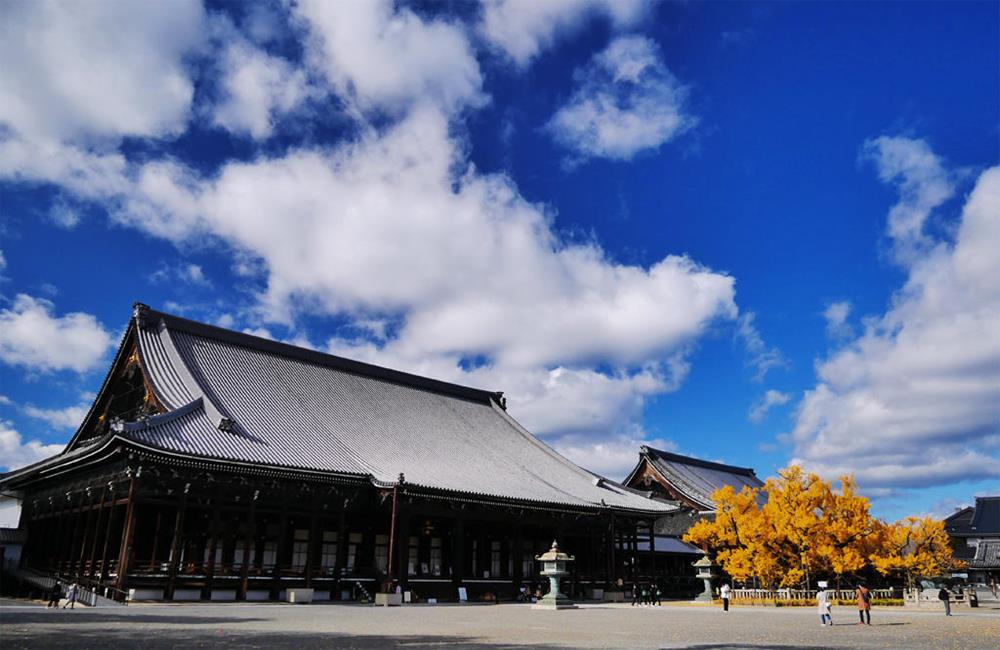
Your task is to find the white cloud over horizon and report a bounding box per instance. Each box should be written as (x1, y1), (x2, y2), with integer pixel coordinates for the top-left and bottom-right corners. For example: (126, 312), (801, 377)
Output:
(791, 138), (1000, 490)
(0, 294), (114, 374)
(547, 35), (695, 162)
(0, 420), (64, 472)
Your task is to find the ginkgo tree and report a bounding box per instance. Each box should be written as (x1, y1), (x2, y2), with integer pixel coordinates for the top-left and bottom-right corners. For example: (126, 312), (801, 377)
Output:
(683, 465), (960, 589)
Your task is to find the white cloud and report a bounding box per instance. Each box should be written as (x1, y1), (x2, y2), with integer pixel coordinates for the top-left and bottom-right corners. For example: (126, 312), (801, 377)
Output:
(48, 200), (81, 228)
(823, 300), (853, 339)
(23, 403), (89, 430)
(748, 389), (792, 423)
(294, 0), (484, 114)
(547, 35), (695, 162)
(479, 0), (648, 67)
(69, 103), (738, 470)
(149, 262), (212, 288)
(212, 35), (309, 139)
(0, 420), (63, 471)
(0, 249), (6, 271)
(0, 294), (114, 373)
(737, 312), (785, 381)
(0, 0), (205, 143)
(791, 140), (1000, 490)
(861, 136), (955, 265)
(552, 432), (675, 480)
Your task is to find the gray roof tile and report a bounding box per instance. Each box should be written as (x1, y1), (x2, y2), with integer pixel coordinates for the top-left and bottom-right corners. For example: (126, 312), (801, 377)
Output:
(125, 309), (673, 514)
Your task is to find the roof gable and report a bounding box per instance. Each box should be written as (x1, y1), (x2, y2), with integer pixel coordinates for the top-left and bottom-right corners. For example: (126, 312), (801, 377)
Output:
(624, 445), (764, 511)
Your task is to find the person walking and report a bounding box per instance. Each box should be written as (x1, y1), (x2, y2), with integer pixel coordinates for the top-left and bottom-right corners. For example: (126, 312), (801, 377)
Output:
(46, 579), (62, 608)
(720, 582), (731, 612)
(938, 585), (952, 616)
(62, 582), (78, 609)
(817, 581), (832, 626)
(654, 583), (662, 606)
(856, 582), (871, 625)
(631, 583), (640, 606)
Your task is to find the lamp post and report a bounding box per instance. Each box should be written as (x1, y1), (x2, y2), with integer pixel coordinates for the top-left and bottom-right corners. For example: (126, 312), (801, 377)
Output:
(692, 555), (716, 603)
(532, 540), (577, 610)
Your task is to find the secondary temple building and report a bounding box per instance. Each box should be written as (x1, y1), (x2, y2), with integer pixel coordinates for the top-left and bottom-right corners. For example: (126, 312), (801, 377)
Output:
(2, 304), (695, 602)
(945, 496), (1000, 585)
(623, 445), (765, 513)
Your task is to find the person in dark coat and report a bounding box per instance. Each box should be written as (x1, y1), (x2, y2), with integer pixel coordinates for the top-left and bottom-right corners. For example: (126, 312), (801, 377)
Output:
(46, 580), (62, 608)
(630, 583), (640, 606)
(938, 586), (952, 616)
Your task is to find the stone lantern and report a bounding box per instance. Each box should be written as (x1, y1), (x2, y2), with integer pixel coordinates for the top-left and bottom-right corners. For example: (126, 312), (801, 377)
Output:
(532, 540), (577, 610)
(692, 555), (716, 602)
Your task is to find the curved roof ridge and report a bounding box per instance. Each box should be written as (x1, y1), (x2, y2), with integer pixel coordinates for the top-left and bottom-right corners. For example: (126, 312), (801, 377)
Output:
(138, 304), (500, 406)
(642, 445), (759, 476)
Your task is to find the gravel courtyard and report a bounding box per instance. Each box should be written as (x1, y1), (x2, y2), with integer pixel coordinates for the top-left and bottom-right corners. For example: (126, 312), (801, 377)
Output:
(2, 600), (998, 649)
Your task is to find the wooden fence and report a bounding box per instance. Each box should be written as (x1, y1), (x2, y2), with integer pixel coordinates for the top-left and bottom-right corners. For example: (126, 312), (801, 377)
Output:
(730, 588), (898, 601)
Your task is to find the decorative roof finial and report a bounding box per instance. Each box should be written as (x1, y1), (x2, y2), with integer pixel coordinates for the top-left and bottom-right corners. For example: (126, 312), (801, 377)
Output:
(132, 301), (151, 328)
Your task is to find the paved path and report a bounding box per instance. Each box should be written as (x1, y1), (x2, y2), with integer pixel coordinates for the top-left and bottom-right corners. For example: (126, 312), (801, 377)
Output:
(2, 600), (999, 649)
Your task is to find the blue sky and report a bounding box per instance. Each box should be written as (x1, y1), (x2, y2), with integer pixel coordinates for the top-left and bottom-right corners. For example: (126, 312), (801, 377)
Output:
(0, 0), (997, 520)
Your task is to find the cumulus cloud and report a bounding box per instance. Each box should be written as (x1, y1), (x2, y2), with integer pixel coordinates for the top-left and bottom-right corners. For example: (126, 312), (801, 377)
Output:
(480, 0), (648, 67)
(43, 103), (738, 477)
(0, 294), (114, 373)
(547, 35), (695, 162)
(23, 403), (89, 430)
(212, 33), (309, 139)
(0, 420), (64, 471)
(0, 0), (205, 143)
(823, 301), (853, 340)
(791, 139), (1000, 490)
(749, 389), (792, 423)
(295, 0), (484, 114)
(861, 136), (955, 265)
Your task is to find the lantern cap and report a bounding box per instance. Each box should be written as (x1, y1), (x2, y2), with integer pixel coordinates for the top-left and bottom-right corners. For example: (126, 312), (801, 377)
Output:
(692, 555), (714, 568)
(535, 540), (575, 562)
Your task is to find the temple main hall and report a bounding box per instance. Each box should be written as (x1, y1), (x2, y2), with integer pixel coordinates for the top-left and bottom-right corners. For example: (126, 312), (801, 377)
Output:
(1, 304), (704, 602)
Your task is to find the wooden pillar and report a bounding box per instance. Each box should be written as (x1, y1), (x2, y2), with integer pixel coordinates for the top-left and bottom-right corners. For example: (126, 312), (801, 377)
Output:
(64, 497), (83, 573)
(334, 503), (348, 575)
(99, 498), (120, 582)
(270, 507), (288, 600)
(304, 506), (319, 588)
(512, 524), (524, 584)
(75, 497), (96, 575)
(115, 476), (139, 591)
(165, 483), (190, 600)
(148, 509), (164, 574)
(238, 490), (258, 600)
(395, 507), (410, 590)
(87, 491), (108, 578)
(202, 500), (222, 600)
(452, 516), (465, 585)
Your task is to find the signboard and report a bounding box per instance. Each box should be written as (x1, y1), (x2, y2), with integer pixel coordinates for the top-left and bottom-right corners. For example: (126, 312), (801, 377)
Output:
(458, 587), (468, 602)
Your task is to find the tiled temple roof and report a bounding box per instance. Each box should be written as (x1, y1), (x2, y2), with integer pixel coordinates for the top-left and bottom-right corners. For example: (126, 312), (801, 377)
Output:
(4, 304), (676, 515)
